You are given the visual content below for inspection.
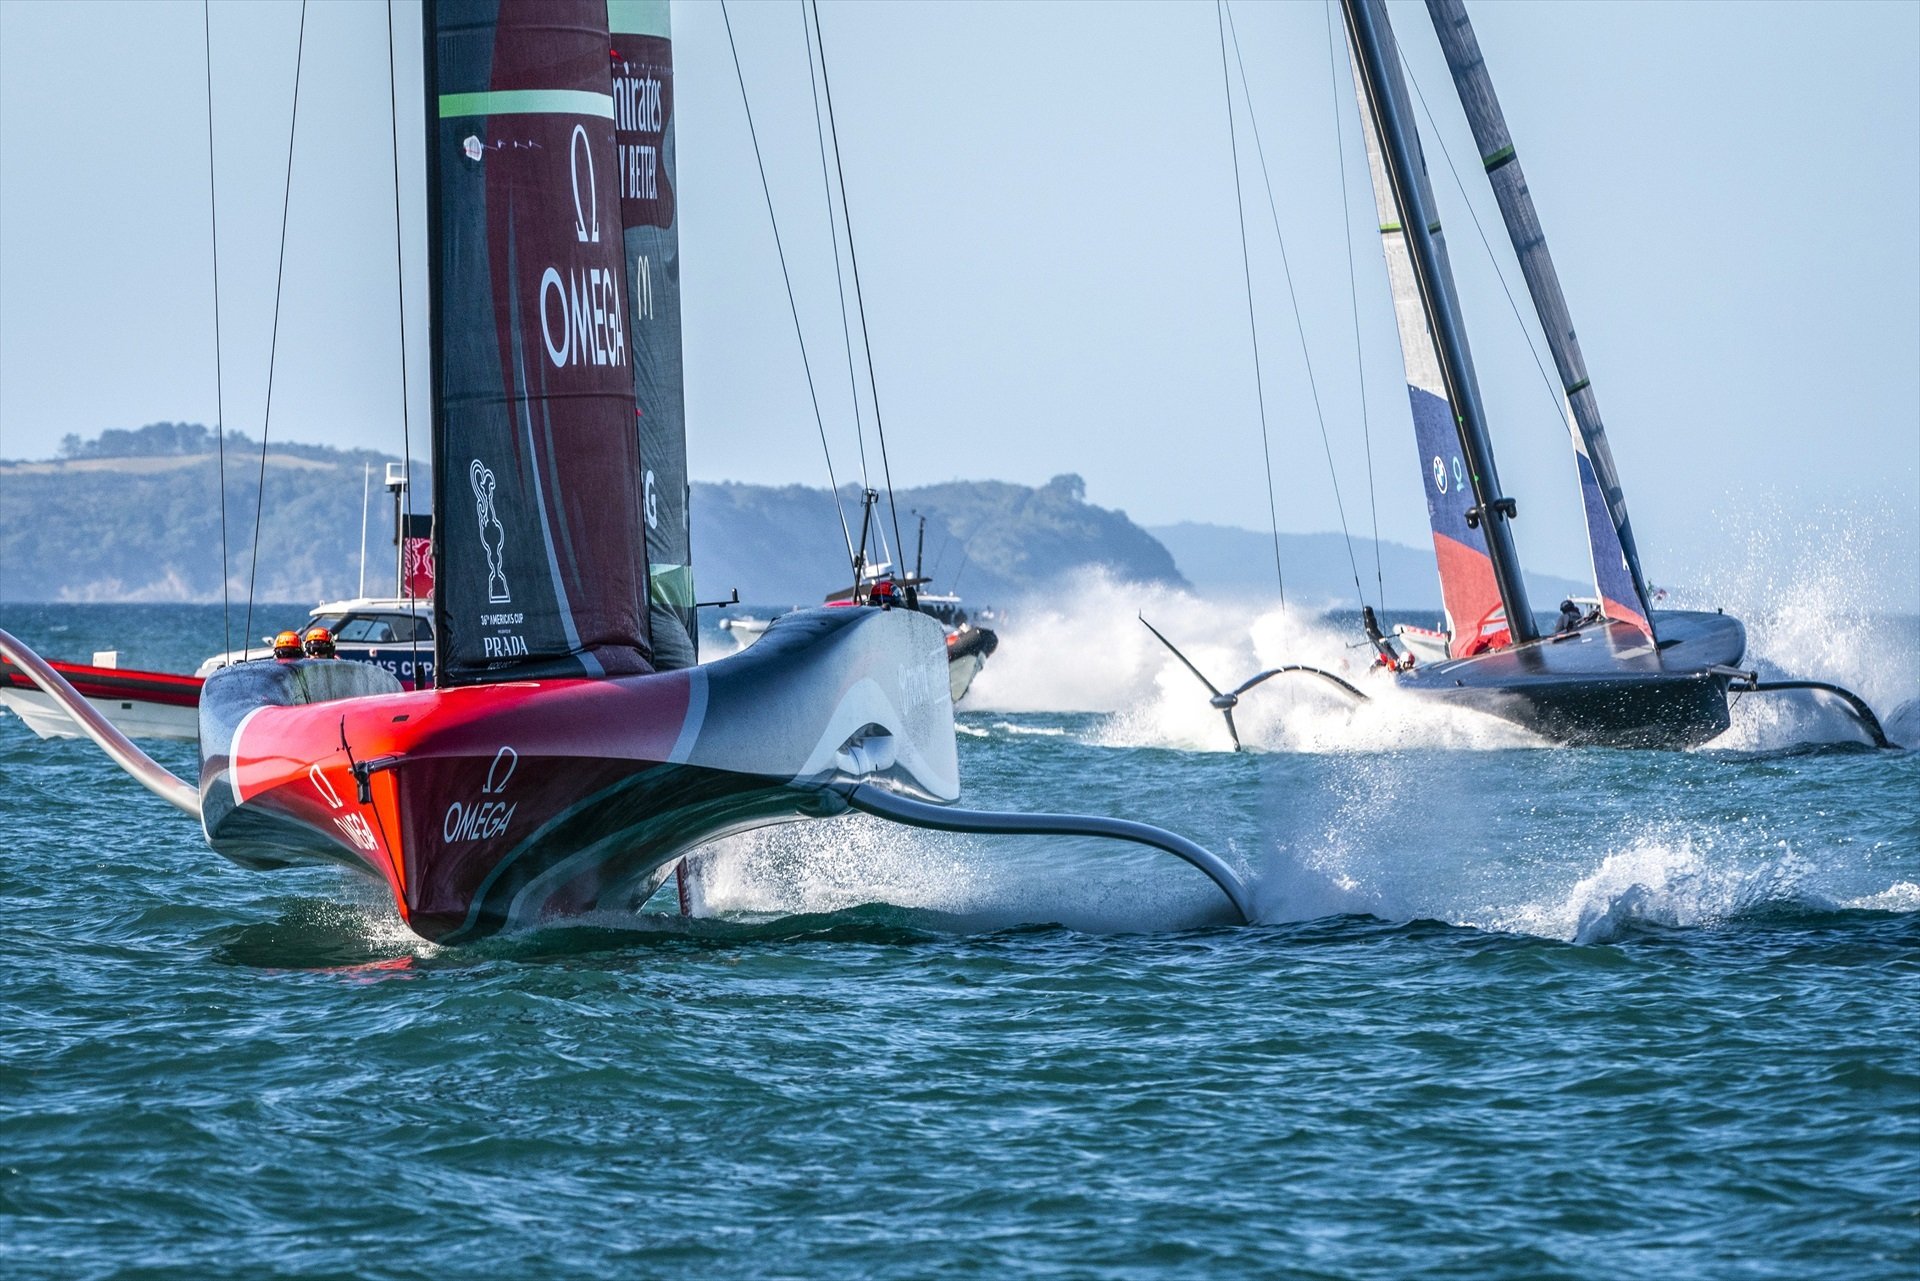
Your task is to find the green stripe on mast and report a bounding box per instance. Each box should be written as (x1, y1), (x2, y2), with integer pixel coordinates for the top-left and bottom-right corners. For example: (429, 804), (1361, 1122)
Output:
(439, 89), (614, 119)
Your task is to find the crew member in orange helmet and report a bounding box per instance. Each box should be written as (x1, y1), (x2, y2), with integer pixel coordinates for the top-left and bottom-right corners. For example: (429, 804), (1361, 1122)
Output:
(272, 629), (303, 660)
(302, 627), (337, 659)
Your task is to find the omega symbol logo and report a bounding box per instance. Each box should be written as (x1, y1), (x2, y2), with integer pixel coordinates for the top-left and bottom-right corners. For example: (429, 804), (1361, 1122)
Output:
(310, 765), (343, 810)
(1453, 457), (1466, 491)
(483, 746), (518, 794)
(570, 123), (599, 244)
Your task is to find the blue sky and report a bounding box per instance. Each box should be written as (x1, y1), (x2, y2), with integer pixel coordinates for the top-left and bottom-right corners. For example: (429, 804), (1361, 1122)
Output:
(1, 0), (1914, 598)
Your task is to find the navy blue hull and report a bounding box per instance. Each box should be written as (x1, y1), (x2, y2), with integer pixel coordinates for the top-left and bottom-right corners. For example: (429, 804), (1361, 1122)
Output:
(1396, 610), (1747, 749)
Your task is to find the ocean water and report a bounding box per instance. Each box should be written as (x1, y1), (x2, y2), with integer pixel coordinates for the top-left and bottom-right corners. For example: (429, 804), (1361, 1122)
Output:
(2, 602), (1916, 1279)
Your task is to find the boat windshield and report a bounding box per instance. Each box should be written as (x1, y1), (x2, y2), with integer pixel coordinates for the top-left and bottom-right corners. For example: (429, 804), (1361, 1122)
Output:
(335, 614), (433, 644)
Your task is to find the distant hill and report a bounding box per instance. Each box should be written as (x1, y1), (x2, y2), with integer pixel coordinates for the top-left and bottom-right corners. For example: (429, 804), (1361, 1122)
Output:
(1147, 521), (1590, 614)
(0, 426), (1183, 605)
(696, 474), (1186, 606)
(3, 424), (1592, 613)
(1, 432), (424, 604)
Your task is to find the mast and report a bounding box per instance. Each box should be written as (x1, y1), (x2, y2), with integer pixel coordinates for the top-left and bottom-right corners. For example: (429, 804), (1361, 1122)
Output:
(1425, 0), (1656, 638)
(1341, 0), (1535, 644)
(424, 0), (446, 675)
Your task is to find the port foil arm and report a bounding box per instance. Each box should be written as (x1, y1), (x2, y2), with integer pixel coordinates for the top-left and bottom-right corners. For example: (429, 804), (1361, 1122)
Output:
(831, 781), (1254, 924)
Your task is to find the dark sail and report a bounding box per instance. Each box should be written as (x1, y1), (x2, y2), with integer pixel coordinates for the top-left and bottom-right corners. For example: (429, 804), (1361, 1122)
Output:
(427, 0), (652, 686)
(1426, 0), (1656, 638)
(609, 0), (695, 668)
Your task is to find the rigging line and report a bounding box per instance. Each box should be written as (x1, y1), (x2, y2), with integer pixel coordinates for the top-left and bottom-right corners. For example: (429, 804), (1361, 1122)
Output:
(809, 2), (909, 587)
(803, 0), (870, 497)
(720, 0), (857, 568)
(1225, 1), (1365, 611)
(240, 0), (307, 656)
(386, 0), (418, 679)
(1324, 0), (1385, 615)
(1215, 0), (1284, 607)
(202, 1), (231, 660)
(948, 549), (971, 596)
(1394, 39), (1566, 428)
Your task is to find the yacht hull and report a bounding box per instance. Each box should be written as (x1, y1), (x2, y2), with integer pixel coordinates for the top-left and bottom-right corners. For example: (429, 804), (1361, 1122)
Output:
(198, 607), (957, 942)
(1, 660), (201, 741)
(1394, 609), (1746, 749)
(944, 627), (998, 703)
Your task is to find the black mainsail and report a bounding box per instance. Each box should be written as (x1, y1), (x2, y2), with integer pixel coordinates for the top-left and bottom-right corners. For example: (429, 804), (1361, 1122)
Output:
(428, 0), (653, 684)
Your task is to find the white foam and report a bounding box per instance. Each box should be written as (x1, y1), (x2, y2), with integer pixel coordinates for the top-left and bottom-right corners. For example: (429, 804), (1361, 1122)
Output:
(681, 816), (982, 919)
(680, 813), (1236, 931)
(668, 786), (1912, 941)
(1675, 498), (1919, 749)
(964, 570), (1544, 753)
(318, 876), (445, 962)
(1495, 839), (1769, 944)
(1845, 881), (1920, 913)
(1234, 758), (1907, 944)
(963, 570), (1215, 715)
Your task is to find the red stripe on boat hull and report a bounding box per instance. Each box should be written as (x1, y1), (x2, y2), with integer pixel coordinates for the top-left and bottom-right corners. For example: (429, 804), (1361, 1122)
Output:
(2, 660), (202, 708)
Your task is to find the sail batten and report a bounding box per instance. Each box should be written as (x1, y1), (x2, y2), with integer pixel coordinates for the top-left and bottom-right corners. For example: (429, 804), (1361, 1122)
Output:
(426, 0), (654, 686)
(1426, 0), (1657, 638)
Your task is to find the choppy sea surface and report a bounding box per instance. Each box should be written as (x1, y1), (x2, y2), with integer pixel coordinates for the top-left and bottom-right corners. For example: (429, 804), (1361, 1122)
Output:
(3, 602), (1916, 1279)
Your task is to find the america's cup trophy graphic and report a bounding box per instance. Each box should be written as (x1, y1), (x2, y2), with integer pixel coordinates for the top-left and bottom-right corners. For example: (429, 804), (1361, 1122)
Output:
(470, 459), (510, 604)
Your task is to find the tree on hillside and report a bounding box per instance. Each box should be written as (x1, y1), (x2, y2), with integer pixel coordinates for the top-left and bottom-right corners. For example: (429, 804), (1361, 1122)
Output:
(50, 423), (406, 468)
(60, 422), (220, 458)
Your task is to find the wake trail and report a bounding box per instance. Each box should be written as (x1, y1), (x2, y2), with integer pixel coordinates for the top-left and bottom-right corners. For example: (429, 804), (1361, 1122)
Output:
(1681, 501), (1918, 751)
(964, 569), (1541, 753)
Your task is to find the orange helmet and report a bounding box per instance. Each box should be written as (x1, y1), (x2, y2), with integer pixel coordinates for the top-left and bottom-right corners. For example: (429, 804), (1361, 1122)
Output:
(302, 627), (336, 658)
(272, 630), (303, 659)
